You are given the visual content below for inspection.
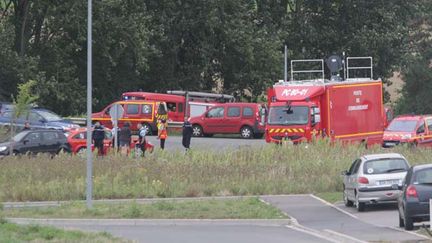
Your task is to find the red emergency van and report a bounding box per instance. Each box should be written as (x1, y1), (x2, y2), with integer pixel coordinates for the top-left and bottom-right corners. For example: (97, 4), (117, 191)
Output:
(189, 102), (265, 139)
(92, 100), (166, 135)
(121, 91), (234, 122)
(382, 115), (432, 147)
(265, 56), (387, 146)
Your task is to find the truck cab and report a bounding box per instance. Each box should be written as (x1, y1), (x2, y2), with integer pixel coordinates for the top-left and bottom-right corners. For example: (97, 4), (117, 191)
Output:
(265, 56), (385, 146)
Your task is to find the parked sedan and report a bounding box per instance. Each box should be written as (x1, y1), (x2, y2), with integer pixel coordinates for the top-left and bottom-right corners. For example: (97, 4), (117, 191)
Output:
(0, 108), (79, 131)
(342, 153), (410, 212)
(0, 129), (70, 156)
(398, 164), (432, 230)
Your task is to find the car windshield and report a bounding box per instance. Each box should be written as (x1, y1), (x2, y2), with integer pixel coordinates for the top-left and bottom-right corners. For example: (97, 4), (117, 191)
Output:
(36, 110), (62, 122)
(12, 131), (29, 142)
(414, 168), (432, 184)
(386, 120), (418, 132)
(363, 158), (409, 175)
(268, 106), (309, 125)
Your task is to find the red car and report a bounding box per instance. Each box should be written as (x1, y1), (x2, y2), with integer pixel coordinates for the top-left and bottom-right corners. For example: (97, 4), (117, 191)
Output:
(383, 115), (432, 147)
(189, 103), (266, 139)
(67, 128), (154, 155)
(67, 128), (113, 154)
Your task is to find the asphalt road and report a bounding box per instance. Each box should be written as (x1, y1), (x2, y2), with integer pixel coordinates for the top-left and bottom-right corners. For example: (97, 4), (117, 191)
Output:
(145, 135), (266, 152)
(261, 195), (429, 242)
(335, 201), (431, 231)
(10, 219), (332, 243)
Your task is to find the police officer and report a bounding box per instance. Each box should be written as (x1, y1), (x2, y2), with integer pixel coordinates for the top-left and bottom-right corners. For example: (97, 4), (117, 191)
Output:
(92, 121), (105, 156)
(182, 117), (193, 151)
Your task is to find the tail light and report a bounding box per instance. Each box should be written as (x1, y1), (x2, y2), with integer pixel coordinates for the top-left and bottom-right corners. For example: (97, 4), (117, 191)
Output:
(358, 177), (369, 184)
(406, 185), (418, 198)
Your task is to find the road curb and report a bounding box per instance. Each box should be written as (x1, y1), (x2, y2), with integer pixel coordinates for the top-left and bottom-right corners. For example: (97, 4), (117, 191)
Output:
(7, 218), (293, 227)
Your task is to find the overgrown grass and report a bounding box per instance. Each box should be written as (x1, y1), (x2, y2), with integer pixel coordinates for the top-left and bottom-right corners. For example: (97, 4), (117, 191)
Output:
(0, 139), (431, 202)
(0, 220), (123, 242)
(3, 198), (286, 219)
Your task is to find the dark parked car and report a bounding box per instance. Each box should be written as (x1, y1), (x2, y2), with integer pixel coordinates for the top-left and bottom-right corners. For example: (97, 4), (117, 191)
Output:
(0, 102), (13, 115)
(398, 164), (432, 230)
(0, 108), (79, 131)
(0, 129), (70, 156)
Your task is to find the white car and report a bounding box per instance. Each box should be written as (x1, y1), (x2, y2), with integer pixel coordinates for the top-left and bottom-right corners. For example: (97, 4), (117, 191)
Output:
(342, 153), (410, 212)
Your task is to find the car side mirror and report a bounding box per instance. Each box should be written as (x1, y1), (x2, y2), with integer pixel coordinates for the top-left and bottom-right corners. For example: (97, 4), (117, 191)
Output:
(23, 139), (29, 144)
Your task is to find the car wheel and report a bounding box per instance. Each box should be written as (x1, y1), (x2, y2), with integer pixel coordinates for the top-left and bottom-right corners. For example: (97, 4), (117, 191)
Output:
(143, 123), (152, 135)
(343, 189), (353, 207)
(240, 126), (253, 139)
(404, 211), (414, 230)
(192, 125), (203, 137)
(399, 212), (405, 228)
(355, 192), (365, 212)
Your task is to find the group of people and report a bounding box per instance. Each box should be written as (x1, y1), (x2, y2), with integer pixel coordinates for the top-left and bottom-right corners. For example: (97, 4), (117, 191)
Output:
(92, 117), (193, 156)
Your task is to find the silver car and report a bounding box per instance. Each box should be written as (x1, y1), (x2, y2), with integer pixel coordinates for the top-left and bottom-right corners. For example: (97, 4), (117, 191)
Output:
(342, 153), (410, 212)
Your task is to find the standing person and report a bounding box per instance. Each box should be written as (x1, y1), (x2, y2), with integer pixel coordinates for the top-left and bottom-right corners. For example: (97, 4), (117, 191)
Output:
(119, 122), (132, 155)
(23, 121), (31, 130)
(92, 121), (105, 156)
(182, 117), (193, 151)
(157, 119), (168, 150)
(137, 123), (147, 157)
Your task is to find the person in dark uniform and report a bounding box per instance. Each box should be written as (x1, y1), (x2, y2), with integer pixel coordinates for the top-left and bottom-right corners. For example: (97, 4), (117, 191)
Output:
(92, 121), (105, 156)
(119, 122), (132, 154)
(23, 121), (31, 130)
(182, 117), (193, 151)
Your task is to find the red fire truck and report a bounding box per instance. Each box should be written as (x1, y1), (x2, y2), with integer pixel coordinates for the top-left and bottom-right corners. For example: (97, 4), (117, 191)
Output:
(121, 91), (234, 122)
(265, 56), (386, 146)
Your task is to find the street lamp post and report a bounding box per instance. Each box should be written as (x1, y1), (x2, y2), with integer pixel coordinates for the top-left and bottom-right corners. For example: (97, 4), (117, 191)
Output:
(86, 0), (93, 209)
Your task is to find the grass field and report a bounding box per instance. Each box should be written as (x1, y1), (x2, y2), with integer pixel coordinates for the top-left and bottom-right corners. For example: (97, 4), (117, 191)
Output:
(2, 198), (286, 219)
(0, 219), (123, 242)
(0, 139), (431, 202)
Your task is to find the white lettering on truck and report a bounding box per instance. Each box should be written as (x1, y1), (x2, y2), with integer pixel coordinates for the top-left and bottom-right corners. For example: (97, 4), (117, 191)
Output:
(281, 89), (308, 96)
(348, 105), (368, 111)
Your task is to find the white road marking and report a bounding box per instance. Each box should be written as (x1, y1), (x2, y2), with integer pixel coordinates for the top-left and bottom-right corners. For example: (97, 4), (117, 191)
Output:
(309, 194), (359, 219)
(323, 229), (367, 243)
(284, 225), (339, 243)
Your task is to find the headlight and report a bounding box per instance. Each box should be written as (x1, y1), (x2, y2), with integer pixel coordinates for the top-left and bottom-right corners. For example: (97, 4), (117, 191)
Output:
(0, 146), (7, 152)
(401, 134), (412, 139)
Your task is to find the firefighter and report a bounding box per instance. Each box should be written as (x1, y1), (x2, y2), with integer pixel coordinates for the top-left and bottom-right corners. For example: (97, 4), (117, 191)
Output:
(157, 119), (168, 150)
(92, 121), (105, 156)
(182, 117), (193, 151)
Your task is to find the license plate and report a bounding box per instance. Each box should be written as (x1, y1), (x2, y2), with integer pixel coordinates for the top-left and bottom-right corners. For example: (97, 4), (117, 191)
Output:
(377, 179), (400, 186)
(385, 142), (396, 147)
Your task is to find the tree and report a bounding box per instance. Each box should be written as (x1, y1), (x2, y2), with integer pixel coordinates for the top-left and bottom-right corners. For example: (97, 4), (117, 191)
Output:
(9, 79), (38, 154)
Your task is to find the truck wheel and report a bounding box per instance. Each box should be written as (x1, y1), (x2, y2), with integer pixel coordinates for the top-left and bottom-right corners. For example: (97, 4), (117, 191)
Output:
(192, 125), (203, 137)
(240, 126), (253, 139)
(143, 123), (152, 135)
(253, 133), (264, 139)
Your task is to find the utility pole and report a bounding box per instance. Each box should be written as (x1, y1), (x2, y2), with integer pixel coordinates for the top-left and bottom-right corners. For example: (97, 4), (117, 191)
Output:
(284, 45), (288, 82)
(86, 0), (93, 209)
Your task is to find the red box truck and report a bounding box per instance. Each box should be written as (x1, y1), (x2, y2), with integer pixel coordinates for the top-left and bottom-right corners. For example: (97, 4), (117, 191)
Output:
(265, 56), (386, 146)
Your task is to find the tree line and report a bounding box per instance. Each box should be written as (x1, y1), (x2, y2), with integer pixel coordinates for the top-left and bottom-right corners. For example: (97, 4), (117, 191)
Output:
(0, 0), (431, 116)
